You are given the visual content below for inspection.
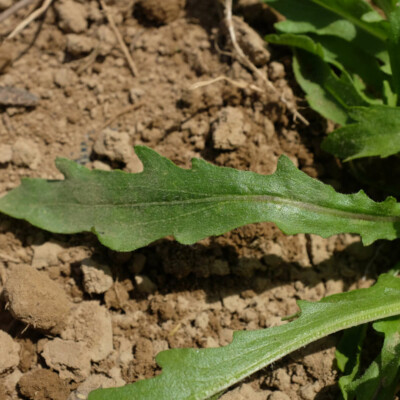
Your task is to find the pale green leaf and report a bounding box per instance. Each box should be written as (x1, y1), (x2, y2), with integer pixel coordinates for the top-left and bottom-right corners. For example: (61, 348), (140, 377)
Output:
(1, 147), (400, 250)
(322, 105), (400, 160)
(88, 274), (400, 400)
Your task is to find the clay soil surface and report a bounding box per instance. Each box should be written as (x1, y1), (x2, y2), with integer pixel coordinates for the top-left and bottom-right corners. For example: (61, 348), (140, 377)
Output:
(0, 1), (397, 399)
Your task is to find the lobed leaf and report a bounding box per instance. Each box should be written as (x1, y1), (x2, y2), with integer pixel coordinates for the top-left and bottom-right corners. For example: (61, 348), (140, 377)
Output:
(88, 274), (400, 400)
(1, 147), (400, 251)
(322, 105), (400, 160)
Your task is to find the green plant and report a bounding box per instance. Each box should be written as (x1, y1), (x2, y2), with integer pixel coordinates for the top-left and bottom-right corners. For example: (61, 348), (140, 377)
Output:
(0, 146), (400, 399)
(265, 0), (400, 160)
(2, 1), (400, 399)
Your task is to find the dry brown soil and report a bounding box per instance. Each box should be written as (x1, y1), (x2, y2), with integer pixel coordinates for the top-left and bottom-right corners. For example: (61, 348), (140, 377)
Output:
(0, 1), (397, 399)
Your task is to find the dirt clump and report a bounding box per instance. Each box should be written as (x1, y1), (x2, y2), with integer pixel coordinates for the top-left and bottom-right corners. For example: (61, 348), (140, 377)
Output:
(136, 0), (186, 25)
(18, 368), (69, 400)
(0, 330), (20, 374)
(3, 264), (72, 334)
(41, 338), (92, 381)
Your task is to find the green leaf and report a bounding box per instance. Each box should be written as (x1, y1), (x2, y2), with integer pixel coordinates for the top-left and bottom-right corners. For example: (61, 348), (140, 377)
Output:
(322, 105), (400, 160)
(265, 0), (389, 68)
(292, 50), (369, 124)
(88, 274), (400, 400)
(265, 0), (358, 40)
(387, 7), (400, 101)
(341, 315), (400, 399)
(336, 325), (367, 399)
(266, 33), (386, 94)
(1, 147), (400, 250)
(309, 0), (388, 40)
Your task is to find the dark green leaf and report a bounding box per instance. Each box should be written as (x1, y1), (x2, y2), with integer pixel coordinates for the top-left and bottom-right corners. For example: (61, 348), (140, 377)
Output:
(1, 146), (400, 250)
(341, 315), (400, 399)
(265, 0), (389, 66)
(293, 50), (369, 124)
(322, 105), (400, 160)
(267, 33), (386, 94)
(336, 325), (367, 399)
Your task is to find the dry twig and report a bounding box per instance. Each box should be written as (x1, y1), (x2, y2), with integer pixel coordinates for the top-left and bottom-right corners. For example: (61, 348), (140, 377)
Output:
(6, 0), (53, 40)
(101, 102), (144, 130)
(98, 0), (138, 77)
(189, 75), (263, 93)
(0, 0), (36, 24)
(224, 0), (309, 125)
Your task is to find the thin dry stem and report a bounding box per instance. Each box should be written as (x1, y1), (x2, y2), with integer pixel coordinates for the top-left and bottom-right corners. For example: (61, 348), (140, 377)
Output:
(101, 102), (144, 130)
(0, 0), (35, 24)
(6, 0), (53, 40)
(189, 75), (263, 93)
(224, 0), (309, 125)
(99, 0), (138, 77)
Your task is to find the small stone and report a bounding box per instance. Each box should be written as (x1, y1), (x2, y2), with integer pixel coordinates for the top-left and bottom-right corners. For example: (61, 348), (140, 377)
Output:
(134, 275), (157, 294)
(309, 234), (332, 265)
(1, 368), (22, 396)
(62, 301), (113, 362)
(96, 25), (117, 56)
(66, 34), (95, 56)
(53, 68), (77, 88)
(212, 107), (246, 150)
(125, 152), (144, 173)
(129, 87), (145, 103)
(0, 330), (20, 374)
(3, 264), (72, 334)
(262, 242), (284, 267)
(325, 279), (343, 296)
(0, 144), (12, 164)
(223, 294), (247, 314)
(91, 160), (111, 171)
(136, 0), (186, 25)
(11, 138), (40, 169)
(68, 374), (117, 400)
(194, 312), (209, 330)
(268, 61), (285, 80)
(93, 128), (131, 163)
(268, 392), (291, 400)
(0, 0), (13, 11)
(116, 337), (133, 365)
(55, 0), (88, 33)
(18, 369), (69, 400)
(81, 258), (113, 294)
(219, 383), (268, 400)
(42, 339), (91, 381)
(31, 241), (64, 269)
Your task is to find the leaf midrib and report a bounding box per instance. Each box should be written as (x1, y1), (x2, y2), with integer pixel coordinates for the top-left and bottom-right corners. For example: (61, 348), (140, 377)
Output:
(38, 194), (400, 223)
